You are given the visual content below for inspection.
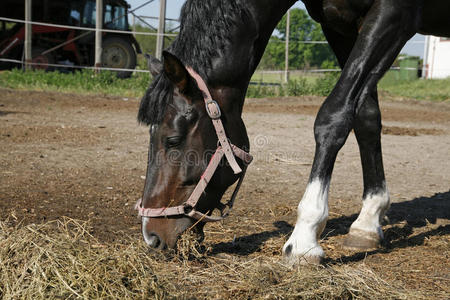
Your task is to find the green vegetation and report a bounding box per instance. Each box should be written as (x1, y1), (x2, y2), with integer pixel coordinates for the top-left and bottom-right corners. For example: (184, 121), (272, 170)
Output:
(259, 8), (338, 70)
(0, 68), (338, 99)
(249, 66), (450, 101)
(246, 72), (339, 98)
(0, 68), (448, 101)
(133, 24), (177, 70)
(379, 76), (450, 101)
(250, 71), (323, 84)
(0, 68), (150, 98)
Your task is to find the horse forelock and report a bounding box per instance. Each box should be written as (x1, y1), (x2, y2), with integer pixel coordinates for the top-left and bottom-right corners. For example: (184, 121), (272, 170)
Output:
(137, 73), (173, 125)
(138, 0), (249, 125)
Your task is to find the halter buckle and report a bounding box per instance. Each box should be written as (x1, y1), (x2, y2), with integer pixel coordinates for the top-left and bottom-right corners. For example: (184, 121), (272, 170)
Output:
(183, 203), (193, 214)
(205, 99), (221, 119)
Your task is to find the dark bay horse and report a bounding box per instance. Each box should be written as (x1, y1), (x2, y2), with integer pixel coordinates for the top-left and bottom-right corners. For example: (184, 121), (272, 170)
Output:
(137, 0), (450, 265)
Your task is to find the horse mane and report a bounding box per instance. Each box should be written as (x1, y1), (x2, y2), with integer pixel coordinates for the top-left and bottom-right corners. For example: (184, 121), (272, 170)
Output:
(138, 0), (248, 125)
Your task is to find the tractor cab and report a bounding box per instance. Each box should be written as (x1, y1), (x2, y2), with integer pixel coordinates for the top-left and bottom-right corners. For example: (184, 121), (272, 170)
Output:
(69, 0), (129, 30)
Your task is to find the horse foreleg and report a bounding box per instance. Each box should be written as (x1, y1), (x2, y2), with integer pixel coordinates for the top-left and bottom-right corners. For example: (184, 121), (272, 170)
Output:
(318, 28), (390, 250)
(343, 89), (390, 250)
(283, 0), (418, 265)
(283, 91), (353, 266)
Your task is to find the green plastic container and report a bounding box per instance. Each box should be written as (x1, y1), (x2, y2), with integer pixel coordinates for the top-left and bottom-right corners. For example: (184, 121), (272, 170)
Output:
(399, 56), (419, 80)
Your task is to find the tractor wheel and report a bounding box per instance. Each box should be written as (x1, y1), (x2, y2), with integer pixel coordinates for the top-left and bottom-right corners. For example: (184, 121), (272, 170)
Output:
(31, 47), (55, 71)
(102, 37), (136, 78)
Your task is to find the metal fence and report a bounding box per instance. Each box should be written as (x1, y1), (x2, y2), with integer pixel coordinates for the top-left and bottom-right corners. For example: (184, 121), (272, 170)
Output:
(0, 0), (175, 73)
(0, 2), (428, 78)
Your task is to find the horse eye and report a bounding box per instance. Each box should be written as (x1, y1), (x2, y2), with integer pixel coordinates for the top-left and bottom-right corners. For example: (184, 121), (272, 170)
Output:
(165, 136), (182, 148)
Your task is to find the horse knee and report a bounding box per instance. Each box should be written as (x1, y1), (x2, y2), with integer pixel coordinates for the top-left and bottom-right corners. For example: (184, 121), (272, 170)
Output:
(314, 110), (352, 152)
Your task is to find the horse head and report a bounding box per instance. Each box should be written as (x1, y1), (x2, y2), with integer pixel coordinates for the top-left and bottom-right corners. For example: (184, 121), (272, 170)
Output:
(137, 51), (250, 249)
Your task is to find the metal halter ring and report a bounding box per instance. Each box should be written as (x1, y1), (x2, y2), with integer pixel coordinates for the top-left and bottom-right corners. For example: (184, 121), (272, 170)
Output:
(205, 99), (221, 119)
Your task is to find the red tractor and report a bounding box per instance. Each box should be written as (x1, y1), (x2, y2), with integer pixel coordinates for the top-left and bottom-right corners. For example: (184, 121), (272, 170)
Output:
(0, 0), (141, 78)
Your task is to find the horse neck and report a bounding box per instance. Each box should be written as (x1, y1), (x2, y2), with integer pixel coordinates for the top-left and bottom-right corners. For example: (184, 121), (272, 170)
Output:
(207, 0), (296, 115)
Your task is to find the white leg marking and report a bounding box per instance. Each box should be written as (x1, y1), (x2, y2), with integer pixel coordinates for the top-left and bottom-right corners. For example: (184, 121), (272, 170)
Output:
(283, 179), (329, 262)
(349, 184), (390, 240)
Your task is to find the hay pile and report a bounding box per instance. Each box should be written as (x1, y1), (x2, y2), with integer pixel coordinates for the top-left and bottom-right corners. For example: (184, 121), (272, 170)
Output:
(0, 218), (426, 299)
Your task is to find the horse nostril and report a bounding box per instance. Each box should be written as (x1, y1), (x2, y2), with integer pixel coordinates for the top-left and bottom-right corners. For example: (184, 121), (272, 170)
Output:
(142, 217), (164, 249)
(145, 233), (161, 248)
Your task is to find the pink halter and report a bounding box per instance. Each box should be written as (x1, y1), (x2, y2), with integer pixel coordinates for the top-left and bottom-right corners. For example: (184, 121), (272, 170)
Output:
(135, 67), (252, 222)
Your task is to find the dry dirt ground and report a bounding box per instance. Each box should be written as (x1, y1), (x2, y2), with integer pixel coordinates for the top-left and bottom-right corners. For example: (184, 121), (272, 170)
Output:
(0, 88), (449, 297)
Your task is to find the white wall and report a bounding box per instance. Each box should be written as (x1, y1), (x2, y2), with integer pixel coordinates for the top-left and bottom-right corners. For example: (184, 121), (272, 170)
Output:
(425, 36), (450, 79)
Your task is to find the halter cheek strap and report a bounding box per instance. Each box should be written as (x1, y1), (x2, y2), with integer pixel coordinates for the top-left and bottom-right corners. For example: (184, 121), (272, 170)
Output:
(187, 67), (243, 175)
(135, 67), (252, 222)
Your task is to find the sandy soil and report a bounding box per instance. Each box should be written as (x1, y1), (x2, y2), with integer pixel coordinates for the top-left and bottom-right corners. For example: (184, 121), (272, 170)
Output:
(0, 89), (449, 297)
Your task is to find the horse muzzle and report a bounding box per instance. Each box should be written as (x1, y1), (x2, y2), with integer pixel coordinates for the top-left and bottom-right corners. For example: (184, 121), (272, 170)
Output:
(141, 215), (194, 249)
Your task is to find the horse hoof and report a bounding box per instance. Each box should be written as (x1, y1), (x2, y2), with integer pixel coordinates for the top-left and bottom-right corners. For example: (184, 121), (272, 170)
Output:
(282, 242), (325, 267)
(283, 254), (323, 267)
(342, 231), (380, 251)
(282, 244), (324, 267)
(301, 254), (323, 266)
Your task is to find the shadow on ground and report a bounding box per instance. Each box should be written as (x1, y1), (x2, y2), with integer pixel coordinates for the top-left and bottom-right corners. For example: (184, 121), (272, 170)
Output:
(211, 191), (450, 258)
(209, 221), (292, 256)
(324, 190), (450, 237)
(0, 110), (24, 116)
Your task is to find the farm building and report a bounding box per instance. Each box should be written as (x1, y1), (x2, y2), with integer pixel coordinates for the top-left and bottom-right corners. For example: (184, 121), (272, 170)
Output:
(423, 36), (450, 79)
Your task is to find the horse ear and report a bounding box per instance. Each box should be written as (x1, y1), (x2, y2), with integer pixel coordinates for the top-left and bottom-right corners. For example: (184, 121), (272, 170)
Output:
(162, 51), (190, 92)
(145, 53), (162, 77)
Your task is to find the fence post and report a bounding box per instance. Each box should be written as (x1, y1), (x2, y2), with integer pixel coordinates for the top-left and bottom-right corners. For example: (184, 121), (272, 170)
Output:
(155, 0), (166, 60)
(284, 9), (290, 83)
(422, 35), (429, 79)
(95, 0), (103, 72)
(24, 0), (32, 70)
(132, 14), (136, 37)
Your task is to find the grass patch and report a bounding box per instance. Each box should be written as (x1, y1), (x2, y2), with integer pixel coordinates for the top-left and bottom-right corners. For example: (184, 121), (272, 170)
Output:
(379, 77), (450, 102)
(0, 69), (150, 98)
(249, 72), (450, 101)
(247, 72), (339, 98)
(0, 218), (431, 299)
(1, 69), (449, 101)
(250, 72), (322, 85)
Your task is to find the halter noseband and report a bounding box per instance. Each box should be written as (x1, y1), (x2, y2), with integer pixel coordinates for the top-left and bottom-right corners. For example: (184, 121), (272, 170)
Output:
(135, 67), (253, 222)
